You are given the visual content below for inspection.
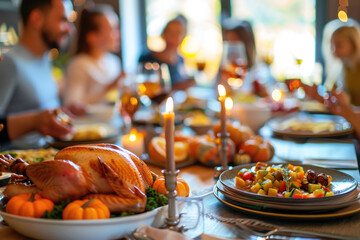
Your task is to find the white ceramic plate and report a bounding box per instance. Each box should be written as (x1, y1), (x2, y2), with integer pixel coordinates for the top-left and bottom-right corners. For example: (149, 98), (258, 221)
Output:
(267, 112), (353, 138)
(0, 206), (167, 240)
(213, 186), (360, 220)
(216, 182), (360, 213)
(220, 163), (358, 204)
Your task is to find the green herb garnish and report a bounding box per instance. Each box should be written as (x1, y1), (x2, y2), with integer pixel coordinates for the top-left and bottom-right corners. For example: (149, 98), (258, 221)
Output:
(42, 199), (71, 219)
(145, 187), (168, 211)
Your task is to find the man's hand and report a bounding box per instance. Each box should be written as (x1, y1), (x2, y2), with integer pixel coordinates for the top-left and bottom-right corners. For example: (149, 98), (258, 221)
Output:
(35, 109), (75, 139)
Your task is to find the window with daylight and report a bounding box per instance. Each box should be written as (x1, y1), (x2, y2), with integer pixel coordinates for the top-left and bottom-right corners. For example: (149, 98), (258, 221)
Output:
(231, 0), (317, 83)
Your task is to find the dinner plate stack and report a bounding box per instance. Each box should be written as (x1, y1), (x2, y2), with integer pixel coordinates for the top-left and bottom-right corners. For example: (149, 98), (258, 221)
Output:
(214, 163), (360, 220)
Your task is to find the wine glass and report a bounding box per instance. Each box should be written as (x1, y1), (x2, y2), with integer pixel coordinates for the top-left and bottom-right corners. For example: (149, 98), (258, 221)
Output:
(136, 62), (162, 105)
(136, 62), (167, 123)
(118, 77), (141, 129)
(220, 41), (248, 92)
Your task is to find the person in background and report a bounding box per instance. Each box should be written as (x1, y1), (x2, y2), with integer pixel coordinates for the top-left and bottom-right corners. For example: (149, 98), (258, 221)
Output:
(320, 19), (360, 106)
(138, 15), (195, 91)
(0, 56), (72, 144)
(220, 19), (273, 97)
(0, 108), (74, 144)
(0, 0), (74, 147)
(324, 90), (360, 142)
(63, 4), (124, 115)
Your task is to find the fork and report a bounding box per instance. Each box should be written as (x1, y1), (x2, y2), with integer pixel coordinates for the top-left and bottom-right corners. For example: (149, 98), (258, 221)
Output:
(235, 223), (355, 240)
(206, 213), (355, 240)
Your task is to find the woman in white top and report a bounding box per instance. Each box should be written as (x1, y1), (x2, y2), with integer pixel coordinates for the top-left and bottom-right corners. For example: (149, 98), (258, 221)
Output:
(63, 5), (124, 115)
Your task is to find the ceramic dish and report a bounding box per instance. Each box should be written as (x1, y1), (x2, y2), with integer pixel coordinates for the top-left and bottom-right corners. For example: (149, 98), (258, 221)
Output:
(0, 173), (11, 187)
(140, 153), (197, 169)
(219, 164), (358, 203)
(0, 206), (166, 240)
(48, 124), (120, 149)
(213, 186), (360, 220)
(216, 182), (360, 213)
(267, 112), (353, 138)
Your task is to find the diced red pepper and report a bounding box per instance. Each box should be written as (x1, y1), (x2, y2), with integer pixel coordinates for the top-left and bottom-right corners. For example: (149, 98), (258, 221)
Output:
(292, 194), (303, 198)
(279, 181), (286, 193)
(242, 171), (253, 180)
(323, 187), (330, 192)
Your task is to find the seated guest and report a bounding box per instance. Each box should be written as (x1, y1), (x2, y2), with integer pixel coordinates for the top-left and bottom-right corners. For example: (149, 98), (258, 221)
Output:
(321, 19), (360, 106)
(0, 0), (74, 147)
(139, 15), (195, 91)
(63, 5), (124, 114)
(220, 19), (273, 97)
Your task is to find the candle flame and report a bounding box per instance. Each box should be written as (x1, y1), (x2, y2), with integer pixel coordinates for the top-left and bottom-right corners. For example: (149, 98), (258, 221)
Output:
(129, 134), (136, 142)
(165, 97), (174, 113)
(225, 97), (233, 110)
(217, 84), (226, 97)
(129, 128), (138, 142)
(338, 10), (348, 22)
(272, 89), (283, 102)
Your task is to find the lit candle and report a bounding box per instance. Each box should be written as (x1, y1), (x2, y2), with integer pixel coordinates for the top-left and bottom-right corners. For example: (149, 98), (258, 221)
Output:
(225, 97), (233, 118)
(271, 88), (284, 103)
(121, 128), (144, 157)
(162, 97), (175, 172)
(218, 84), (227, 137)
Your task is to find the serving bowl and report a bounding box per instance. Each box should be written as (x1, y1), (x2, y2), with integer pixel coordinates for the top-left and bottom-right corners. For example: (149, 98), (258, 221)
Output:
(0, 204), (167, 240)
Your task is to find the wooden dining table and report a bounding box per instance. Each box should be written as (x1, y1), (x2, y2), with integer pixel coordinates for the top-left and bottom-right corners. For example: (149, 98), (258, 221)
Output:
(1, 96), (360, 240)
(1, 125), (360, 240)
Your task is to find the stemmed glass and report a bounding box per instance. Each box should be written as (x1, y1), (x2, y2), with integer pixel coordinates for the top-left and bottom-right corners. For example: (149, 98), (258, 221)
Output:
(136, 62), (162, 105)
(136, 62), (168, 123)
(220, 41), (248, 93)
(118, 76), (141, 129)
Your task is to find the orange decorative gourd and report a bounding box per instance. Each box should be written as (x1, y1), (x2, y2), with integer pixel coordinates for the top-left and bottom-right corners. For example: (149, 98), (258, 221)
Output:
(6, 192), (54, 218)
(240, 136), (274, 162)
(62, 199), (110, 220)
(152, 176), (190, 197)
(213, 122), (254, 151)
(189, 135), (235, 166)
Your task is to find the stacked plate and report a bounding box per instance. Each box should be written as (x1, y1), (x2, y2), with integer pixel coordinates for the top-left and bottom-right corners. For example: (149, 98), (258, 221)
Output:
(214, 163), (360, 220)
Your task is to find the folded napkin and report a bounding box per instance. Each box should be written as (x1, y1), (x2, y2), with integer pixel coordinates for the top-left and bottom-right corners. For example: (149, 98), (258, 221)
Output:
(136, 226), (237, 240)
(137, 226), (193, 240)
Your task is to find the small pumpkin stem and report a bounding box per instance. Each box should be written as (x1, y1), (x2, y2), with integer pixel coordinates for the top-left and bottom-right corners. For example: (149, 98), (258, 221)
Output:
(82, 198), (95, 209)
(29, 192), (37, 202)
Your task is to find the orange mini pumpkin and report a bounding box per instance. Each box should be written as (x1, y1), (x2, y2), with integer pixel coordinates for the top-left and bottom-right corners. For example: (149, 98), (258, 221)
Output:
(6, 192), (54, 218)
(240, 136), (274, 162)
(152, 176), (190, 197)
(62, 199), (110, 220)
